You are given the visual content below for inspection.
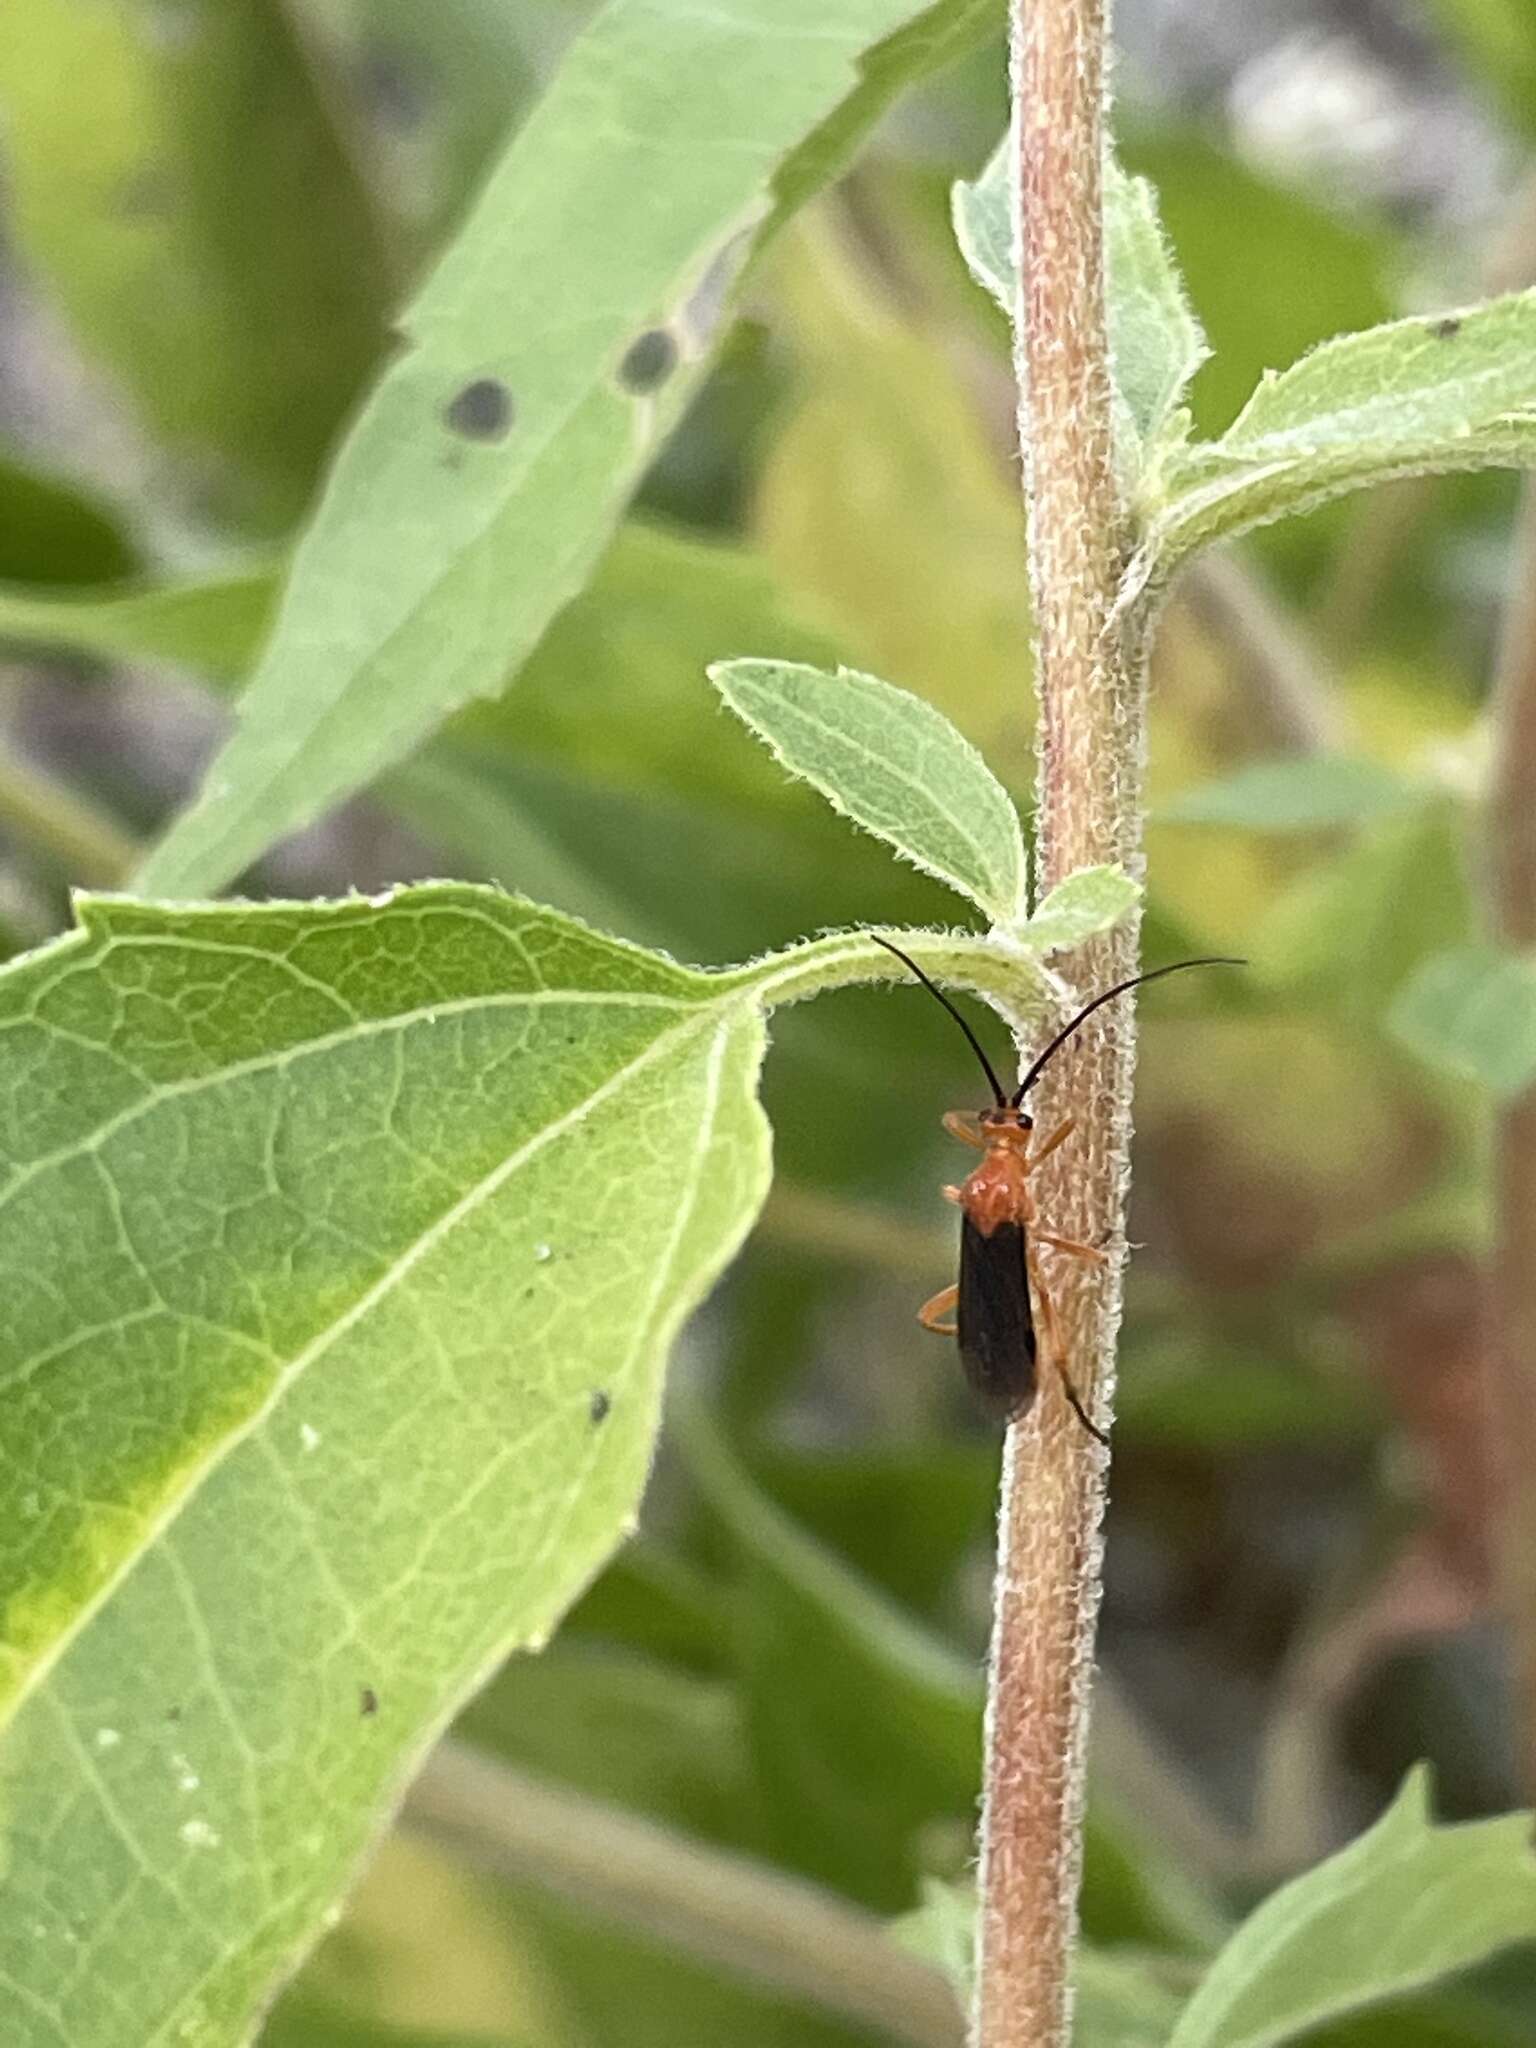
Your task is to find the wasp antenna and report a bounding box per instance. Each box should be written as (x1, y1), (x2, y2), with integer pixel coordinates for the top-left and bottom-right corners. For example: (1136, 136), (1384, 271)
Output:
(869, 934), (1009, 1108)
(1013, 955), (1245, 1106)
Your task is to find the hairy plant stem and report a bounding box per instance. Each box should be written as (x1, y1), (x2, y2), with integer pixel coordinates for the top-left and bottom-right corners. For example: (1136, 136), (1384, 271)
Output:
(973, 3), (1136, 2044)
(1486, 479), (1536, 1801)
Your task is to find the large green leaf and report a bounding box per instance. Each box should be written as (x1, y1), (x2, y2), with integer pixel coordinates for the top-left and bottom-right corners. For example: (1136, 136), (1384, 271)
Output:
(0, 886), (772, 2044)
(136, 0), (1003, 899)
(0, 0), (393, 533)
(0, 893), (1052, 2045)
(709, 658), (1027, 928)
(1168, 1768), (1536, 2048)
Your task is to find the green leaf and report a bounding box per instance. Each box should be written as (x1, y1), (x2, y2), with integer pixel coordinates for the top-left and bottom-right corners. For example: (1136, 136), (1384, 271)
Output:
(889, 1886), (1189, 2048)
(1168, 1768), (1536, 2048)
(137, 0), (1007, 898)
(1102, 164), (1209, 462)
(953, 134), (1206, 461)
(708, 657), (1026, 926)
(1248, 805), (1473, 1018)
(1136, 290), (1536, 597)
(1018, 866), (1140, 954)
(0, 568), (276, 683)
(0, 885), (772, 2044)
(1421, 0), (1536, 142)
(674, 1401), (982, 1909)
(1161, 757), (1425, 832)
(1388, 946), (1536, 1098)
(1120, 129), (1396, 443)
(0, 451), (139, 587)
(888, 1878), (975, 1998)
(1074, 1946), (1190, 2048)
(0, 0), (393, 533)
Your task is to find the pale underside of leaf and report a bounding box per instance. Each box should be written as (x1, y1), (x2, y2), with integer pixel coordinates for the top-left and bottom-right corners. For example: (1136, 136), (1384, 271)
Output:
(1126, 418), (1536, 611)
(709, 658), (1026, 926)
(1017, 866), (1140, 955)
(1131, 290), (1536, 600)
(952, 131), (1206, 464)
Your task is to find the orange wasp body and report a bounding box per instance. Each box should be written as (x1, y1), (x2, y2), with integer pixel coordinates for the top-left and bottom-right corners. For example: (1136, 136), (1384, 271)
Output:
(872, 937), (1241, 1441)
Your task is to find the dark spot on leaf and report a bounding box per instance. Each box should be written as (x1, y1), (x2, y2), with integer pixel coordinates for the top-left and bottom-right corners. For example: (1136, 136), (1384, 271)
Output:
(617, 329), (679, 395)
(355, 40), (430, 132)
(445, 378), (514, 441)
(1431, 316), (1461, 340)
(360, 1685), (379, 1717)
(590, 1390), (612, 1425)
(165, 1705), (182, 1722)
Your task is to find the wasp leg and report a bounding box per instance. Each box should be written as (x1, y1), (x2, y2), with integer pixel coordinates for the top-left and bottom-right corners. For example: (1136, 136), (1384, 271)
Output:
(918, 1284), (959, 1337)
(1027, 1258), (1109, 1448)
(1035, 1230), (1109, 1265)
(1024, 1117), (1076, 1171)
(942, 1111), (987, 1150)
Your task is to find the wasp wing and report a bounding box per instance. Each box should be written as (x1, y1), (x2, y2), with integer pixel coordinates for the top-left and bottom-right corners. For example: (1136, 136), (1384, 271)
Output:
(956, 1216), (1038, 1417)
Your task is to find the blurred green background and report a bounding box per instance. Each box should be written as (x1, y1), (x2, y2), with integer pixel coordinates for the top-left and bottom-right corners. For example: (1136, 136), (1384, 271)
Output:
(1, 0), (1532, 2041)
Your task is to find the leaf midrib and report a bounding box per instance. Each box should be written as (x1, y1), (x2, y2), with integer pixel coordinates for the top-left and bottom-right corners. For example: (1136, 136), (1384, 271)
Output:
(0, 999), (733, 1738)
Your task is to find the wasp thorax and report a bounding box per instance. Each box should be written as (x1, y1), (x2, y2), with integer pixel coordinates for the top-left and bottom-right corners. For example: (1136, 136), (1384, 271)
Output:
(978, 1106), (1033, 1147)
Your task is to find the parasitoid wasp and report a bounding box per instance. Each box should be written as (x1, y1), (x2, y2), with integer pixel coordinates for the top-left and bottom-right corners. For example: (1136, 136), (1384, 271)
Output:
(871, 936), (1242, 1443)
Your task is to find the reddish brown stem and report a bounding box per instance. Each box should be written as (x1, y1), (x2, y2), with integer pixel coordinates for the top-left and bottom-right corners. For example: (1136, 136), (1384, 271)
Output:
(1486, 479), (1536, 1802)
(973, 1), (1136, 2043)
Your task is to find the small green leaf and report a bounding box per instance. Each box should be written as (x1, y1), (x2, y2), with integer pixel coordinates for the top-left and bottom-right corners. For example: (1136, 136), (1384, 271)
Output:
(0, 885), (771, 2045)
(1019, 866), (1140, 953)
(0, 450), (139, 586)
(1136, 289), (1536, 596)
(890, 1889), (1188, 2048)
(1075, 1946), (1190, 2048)
(709, 657), (1026, 926)
(1388, 946), (1536, 1097)
(0, 567), (276, 683)
(1224, 292), (1536, 456)
(1103, 165), (1209, 460)
(889, 1879), (975, 1999)
(137, 0), (1010, 898)
(1168, 1767), (1536, 2048)
(953, 134), (1206, 460)
(1161, 757), (1424, 832)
